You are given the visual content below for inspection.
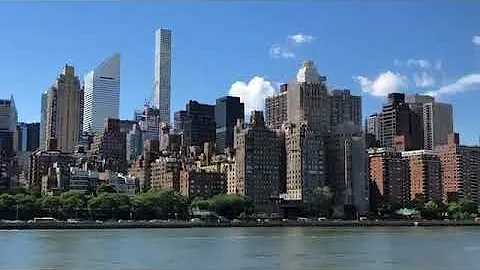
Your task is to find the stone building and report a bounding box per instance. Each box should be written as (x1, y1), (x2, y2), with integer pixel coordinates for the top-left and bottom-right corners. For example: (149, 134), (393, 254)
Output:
(90, 119), (127, 172)
(284, 122), (325, 203)
(234, 111), (282, 211)
(43, 65), (83, 152)
(327, 122), (369, 215)
(150, 156), (181, 191)
(179, 169), (226, 199)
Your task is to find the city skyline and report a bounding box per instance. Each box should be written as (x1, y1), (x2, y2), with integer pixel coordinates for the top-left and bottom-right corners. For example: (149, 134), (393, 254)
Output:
(0, 2), (480, 144)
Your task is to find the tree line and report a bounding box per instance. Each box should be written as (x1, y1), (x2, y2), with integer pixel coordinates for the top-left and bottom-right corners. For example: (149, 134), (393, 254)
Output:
(0, 186), (252, 221)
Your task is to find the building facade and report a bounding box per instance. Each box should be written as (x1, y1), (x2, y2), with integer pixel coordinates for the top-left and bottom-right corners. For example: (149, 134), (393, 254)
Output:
(174, 110), (187, 134)
(234, 111), (282, 210)
(284, 122), (326, 203)
(423, 102), (453, 150)
(16, 122), (40, 152)
(29, 149), (76, 188)
(436, 133), (480, 204)
(43, 65), (83, 152)
(380, 93), (413, 150)
(39, 92), (47, 150)
(0, 96), (17, 157)
(366, 113), (381, 144)
(215, 96), (244, 153)
(368, 148), (410, 208)
(83, 54), (120, 133)
(126, 123), (143, 163)
(183, 100), (216, 148)
(265, 85), (288, 130)
(179, 169), (226, 198)
(90, 119), (127, 173)
(287, 61), (330, 134)
(330, 89), (361, 130)
(402, 150), (442, 202)
(150, 157), (181, 191)
(327, 123), (369, 215)
(154, 28), (172, 124)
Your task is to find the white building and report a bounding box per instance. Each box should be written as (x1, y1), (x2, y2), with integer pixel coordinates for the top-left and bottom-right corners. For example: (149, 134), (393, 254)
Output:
(153, 28), (171, 124)
(83, 54), (120, 133)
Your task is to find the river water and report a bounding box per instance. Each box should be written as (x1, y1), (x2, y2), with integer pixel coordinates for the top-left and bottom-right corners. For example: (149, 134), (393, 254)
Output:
(0, 227), (479, 269)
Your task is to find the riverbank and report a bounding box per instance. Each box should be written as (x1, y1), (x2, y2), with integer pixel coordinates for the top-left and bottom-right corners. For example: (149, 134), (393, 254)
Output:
(1, 219), (480, 230)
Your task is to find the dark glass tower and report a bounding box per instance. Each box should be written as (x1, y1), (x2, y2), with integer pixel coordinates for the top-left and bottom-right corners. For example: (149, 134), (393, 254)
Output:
(215, 96), (244, 153)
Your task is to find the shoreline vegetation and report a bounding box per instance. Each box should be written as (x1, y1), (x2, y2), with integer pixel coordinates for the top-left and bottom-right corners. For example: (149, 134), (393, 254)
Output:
(1, 219), (480, 230)
(2, 187), (480, 230)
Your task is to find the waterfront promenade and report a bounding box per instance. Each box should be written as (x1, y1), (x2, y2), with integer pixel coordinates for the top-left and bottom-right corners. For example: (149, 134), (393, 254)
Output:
(1, 219), (480, 230)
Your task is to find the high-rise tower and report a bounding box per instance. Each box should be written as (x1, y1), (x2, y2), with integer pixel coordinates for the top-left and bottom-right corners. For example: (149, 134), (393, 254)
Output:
(43, 65), (83, 152)
(154, 28), (172, 124)
(83, 54), (120, 133)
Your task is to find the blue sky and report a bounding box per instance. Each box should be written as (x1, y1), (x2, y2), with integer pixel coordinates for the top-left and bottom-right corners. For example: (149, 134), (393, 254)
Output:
(0, 2), (479, 144)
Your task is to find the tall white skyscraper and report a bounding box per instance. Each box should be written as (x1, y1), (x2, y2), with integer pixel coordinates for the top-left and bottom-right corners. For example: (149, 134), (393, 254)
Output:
(154, 28), (172, 124)
(83, 54), (120, 133)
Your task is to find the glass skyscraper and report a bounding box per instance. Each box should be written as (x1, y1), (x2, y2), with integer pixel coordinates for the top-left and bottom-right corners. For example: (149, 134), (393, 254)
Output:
(83, 54), (120, 133)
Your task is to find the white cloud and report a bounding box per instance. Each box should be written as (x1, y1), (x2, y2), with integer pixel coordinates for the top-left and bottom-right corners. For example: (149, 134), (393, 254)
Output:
(414, 72), (435, 88)
(269, 45), (295, 59)
(425, 74), (480, 97)
(394, 59), (437, 69)
(434, 59), (443, 70)
(406, 59), (431, 68)
(473, 35), (480, 46)
(354, 71), (408, 97)
(228, 76), (276, 114)
(288, 33), (315, 44)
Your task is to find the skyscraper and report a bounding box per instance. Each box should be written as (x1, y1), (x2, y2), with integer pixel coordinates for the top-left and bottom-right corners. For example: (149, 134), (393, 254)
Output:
(366, 113), (381, 139)
(83, 53), (120, 133)
(380, 93), (412, 150)
(265, 84), (288, 130)
(174, 110), (187, 134)
(154, 28), (172, 124)
(0, 96), (17, 157)
(43, 65), (83, 152)
(16, 122), (40, 152)
(234, 111), (282, 211)
(284, 122), (325, 202)
(39, 92), (47, 150)
(182, 100), (216, 148)
(423, 102), (453, 149)
(330, 89), (362, 130)
(215, 96), (244, 153)
(327, 122), (369, 216)
(287, 60), (330, 134)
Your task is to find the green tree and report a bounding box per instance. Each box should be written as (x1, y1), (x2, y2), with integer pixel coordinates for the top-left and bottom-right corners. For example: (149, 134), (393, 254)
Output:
(459, 199), (478, 215)
(39, 196), (61, 218)
(88, 193), (132, 220)
(0, 194), (16, 219)
(97, 184), (117, 194)
(422, 201), (441, 220)
(447, 201), (463, 220)
(14, 193), (40, 220)
(311, 186), (334, 217)
(209, 194), (250, 220)
(191, 198), (212, 211)
(60, 192), (85, 219)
